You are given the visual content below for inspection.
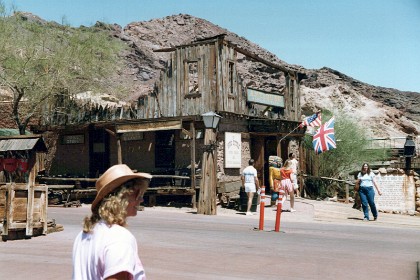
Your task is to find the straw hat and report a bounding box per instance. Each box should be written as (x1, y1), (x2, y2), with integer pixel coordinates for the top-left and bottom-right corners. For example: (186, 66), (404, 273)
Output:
(91, 164), (152, 210)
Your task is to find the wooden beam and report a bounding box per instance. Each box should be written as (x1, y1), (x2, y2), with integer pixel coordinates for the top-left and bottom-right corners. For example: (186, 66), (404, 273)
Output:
(104, 128), (116, 137)
(181, 128), (193, 138)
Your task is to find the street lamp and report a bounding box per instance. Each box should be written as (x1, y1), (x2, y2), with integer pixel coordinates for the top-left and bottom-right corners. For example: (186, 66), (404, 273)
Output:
(198, 111), (222, 215)
(201, 112), (222, 152)
(404, 135), (416, 171)
(202, 111), (222, 130)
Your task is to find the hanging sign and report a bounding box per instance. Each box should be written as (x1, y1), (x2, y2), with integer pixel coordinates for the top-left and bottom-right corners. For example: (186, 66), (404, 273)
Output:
(225, 132), (241, 168)
(247, 88), (284, 107)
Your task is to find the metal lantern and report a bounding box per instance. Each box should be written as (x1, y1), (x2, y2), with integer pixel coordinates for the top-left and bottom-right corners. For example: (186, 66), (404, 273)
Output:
(201, 111), (222, 129)
(403, 136), (416, 157)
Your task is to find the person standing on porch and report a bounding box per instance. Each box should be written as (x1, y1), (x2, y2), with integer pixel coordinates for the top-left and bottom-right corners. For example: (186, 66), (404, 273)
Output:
(241, 159), (260, 216)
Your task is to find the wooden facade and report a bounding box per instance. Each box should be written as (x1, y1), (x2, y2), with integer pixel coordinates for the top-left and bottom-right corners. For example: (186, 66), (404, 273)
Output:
(152, 37), (246, 117)
(31, 35), (307, 211)
(0, 135), (48, 239)
(142, 35), (302, 121)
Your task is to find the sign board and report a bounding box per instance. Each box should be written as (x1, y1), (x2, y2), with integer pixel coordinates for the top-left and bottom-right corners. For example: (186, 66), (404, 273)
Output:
(225, 132), (241, 168)
(247, 88), (284, 107)
(375, 174), (415, 214)
(122, 132), (144, 141)
(61, 134), (84, 145)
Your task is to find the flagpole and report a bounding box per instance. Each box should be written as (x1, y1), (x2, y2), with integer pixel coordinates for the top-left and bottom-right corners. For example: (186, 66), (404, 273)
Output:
(278, 110), (321, 142)
(278, 125), (301, 142)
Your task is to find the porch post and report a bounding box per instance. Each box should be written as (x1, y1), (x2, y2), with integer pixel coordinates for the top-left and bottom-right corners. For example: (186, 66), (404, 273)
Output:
(116, 134), (122, 164)
(197, 128), (217, 215)
(190, 122), (197, 209)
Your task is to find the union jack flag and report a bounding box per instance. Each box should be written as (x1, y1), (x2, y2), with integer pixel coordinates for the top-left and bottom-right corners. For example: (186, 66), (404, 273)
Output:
(299, 112), (322, 128)
(312, 117), (336, 154)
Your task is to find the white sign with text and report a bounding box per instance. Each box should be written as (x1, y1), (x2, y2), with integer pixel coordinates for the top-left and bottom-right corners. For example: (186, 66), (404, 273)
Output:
(225, 132), (241, 168)
(375, 174), (415, 213)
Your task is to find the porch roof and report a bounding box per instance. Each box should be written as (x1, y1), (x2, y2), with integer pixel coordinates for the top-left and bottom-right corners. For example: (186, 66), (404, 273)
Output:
(248, 118), (306, 136)
(116, 120), (183, 133)
(0, 135), (47, 152)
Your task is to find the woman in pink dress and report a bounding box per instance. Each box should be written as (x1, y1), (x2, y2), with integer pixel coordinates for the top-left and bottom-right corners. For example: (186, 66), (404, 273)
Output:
(279, 160), (296, 212)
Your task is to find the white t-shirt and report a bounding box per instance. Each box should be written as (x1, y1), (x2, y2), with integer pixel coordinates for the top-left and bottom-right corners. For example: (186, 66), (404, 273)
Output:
(72, 220), (146, 280)
(357, 172), (375, 187)
(242, 165), (258, 192)
(289, 158), (298, 174)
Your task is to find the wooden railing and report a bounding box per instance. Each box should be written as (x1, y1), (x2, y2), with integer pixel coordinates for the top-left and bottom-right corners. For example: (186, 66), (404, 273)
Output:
(39, 174), (198, 207)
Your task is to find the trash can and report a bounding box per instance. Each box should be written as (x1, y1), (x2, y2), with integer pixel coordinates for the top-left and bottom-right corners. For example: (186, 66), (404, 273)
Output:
(238, 187), (258, 212)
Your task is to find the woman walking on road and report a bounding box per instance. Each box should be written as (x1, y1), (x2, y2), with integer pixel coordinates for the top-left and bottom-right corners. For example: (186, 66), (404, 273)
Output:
(279, 160), (296, 212)
(356, 163), (382, 221)
(72, 164), (152, 280)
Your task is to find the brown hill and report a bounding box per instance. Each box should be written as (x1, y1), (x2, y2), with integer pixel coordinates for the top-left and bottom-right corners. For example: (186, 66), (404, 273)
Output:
(102, 13), (419, 138)
(4, 13), (420, 138)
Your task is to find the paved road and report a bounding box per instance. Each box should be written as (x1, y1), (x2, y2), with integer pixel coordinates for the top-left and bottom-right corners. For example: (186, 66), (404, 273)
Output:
(0, 198), (419, 280)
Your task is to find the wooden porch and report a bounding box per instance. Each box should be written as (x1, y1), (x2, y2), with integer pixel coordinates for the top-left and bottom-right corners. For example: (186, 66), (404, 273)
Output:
(40, 173), (200, 208)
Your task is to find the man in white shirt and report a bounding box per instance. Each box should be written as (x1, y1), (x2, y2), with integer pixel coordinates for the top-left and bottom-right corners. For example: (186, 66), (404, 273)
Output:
(241, 159), (260, 215)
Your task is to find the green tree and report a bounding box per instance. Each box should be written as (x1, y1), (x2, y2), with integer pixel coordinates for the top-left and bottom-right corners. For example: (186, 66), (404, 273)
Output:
(303, 111), (388, 182)
(0, 6), (126, 134)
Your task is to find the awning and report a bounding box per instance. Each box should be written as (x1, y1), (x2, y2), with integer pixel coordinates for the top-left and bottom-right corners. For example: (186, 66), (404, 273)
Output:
(116, 120), (182, 133)
(248, 119), (305, 135)
(0, 138), (47, 152)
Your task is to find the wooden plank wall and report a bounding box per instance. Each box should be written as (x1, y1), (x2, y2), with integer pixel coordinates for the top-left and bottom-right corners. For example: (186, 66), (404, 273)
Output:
(284, 75), (300, 122)
(153, 40), (248, 120)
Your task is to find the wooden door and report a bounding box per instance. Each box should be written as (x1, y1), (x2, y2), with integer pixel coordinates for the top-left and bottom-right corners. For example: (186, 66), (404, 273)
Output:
(89, 128), (110, 177)
(251, 137), (264, 188)
(155, 130), (175, 170)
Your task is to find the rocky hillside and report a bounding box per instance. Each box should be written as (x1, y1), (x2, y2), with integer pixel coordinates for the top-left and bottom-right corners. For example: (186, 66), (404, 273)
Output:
(6, 13), (420, 138)
(101, 13), (419, 138)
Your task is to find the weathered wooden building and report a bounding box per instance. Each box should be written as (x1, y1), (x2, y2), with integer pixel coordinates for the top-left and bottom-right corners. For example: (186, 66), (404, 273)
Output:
(32, 34), (307, 211)
(0, 135), (48, 240)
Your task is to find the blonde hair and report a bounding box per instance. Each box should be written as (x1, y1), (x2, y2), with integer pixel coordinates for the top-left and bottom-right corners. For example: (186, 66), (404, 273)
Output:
(82, 179), (145, 233)
(283, 159), (292, 169)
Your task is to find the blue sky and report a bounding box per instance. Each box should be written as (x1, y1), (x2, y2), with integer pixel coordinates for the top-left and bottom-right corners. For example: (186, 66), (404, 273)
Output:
(4, 0), (420, 92)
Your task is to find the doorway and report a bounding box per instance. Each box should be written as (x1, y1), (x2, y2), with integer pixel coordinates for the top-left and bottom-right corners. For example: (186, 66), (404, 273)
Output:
(89, 128), (110, 177)
(155, 130), (175, 170)
(251, 135), (291, 192)
(264, 136), (278, 191)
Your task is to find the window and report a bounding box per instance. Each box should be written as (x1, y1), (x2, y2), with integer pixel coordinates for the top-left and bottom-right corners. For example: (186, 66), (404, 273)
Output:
(290, 79), (295, 108)
(228, 61), (235, 94)
(188, 61), (199, 94)
(184, 59), (202, 98)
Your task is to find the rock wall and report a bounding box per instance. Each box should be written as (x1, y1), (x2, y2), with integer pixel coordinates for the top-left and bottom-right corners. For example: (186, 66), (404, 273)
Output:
(375, 168), (418, 215)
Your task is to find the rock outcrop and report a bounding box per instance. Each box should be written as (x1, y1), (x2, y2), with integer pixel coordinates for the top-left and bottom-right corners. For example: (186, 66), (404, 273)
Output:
(103, 13), (419, 138)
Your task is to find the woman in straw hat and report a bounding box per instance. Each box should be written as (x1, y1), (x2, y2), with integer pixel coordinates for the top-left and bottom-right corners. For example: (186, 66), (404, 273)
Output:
(72, 164), (152, 280)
